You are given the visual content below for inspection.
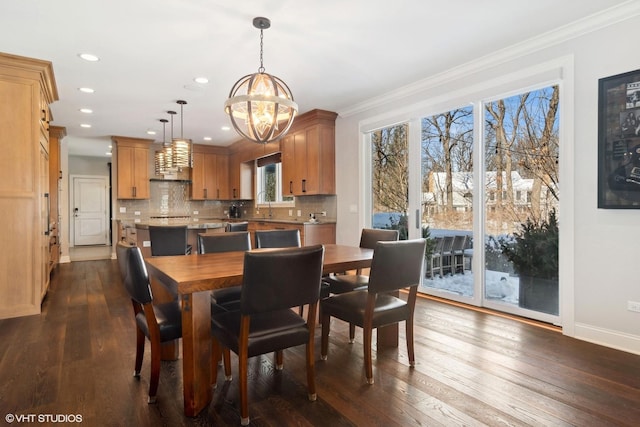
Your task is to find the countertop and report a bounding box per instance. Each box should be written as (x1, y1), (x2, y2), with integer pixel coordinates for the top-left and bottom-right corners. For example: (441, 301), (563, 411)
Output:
(118, 217), (335, 230)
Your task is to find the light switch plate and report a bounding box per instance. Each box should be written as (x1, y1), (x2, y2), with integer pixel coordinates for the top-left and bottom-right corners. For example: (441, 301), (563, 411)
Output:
(119, 207), (126, 213)
(142, 241), (151, 247)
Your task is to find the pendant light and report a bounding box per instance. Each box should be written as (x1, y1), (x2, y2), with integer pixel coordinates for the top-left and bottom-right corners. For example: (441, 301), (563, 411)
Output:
(224, 17), (298, 144)
(154, 118), (169, 175)
(172, 100), (192, 169)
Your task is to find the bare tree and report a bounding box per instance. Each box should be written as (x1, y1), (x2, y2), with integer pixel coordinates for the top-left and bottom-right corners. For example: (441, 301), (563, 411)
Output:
(371, 124), (409, 216)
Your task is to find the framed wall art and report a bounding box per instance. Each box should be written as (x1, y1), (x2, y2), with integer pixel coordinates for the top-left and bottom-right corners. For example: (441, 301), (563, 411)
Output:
(598, 68), (640, 208)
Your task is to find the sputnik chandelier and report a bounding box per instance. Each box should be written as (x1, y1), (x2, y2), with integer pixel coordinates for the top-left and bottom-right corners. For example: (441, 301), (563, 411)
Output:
(224, 17), (298, 144)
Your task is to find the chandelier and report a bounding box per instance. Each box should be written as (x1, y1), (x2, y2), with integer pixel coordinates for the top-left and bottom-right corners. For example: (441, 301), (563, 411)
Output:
(224, 17), (298, 144)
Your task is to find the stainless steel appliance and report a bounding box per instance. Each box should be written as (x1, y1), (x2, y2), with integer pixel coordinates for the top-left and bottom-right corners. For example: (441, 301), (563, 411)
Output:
(229, 204), (241, 218)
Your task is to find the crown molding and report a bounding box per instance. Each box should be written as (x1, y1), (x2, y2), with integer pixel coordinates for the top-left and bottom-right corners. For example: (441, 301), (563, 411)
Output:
(339, 1), (640, 118)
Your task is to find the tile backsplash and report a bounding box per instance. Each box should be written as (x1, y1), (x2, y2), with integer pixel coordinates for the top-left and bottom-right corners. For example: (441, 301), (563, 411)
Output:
(116, 181), (336, 222)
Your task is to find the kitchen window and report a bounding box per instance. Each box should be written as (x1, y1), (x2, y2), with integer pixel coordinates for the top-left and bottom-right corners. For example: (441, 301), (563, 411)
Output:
(255, 154), (294, 206)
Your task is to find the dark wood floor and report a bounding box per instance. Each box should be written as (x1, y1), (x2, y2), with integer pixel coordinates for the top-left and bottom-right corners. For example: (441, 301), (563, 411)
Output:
(1, 259), (640, 426)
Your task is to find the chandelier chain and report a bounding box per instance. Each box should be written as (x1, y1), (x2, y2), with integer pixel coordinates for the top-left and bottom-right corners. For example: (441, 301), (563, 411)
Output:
(258, 29), (265, 73)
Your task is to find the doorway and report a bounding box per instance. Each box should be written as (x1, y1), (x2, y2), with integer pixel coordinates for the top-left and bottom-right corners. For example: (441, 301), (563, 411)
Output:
(70, 175), (109, 246)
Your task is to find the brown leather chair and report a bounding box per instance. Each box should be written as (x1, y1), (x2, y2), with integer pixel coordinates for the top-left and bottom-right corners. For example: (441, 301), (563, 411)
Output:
(225, 221), (249, 232)
(211, 245), (325, 426)
(148, 225), (192, 256)
(323, 228), (399, 294)
(320, 239), (426, 385)
(198, 232), (252, 314)
(115, 242), (182, 403)
(254, 229), (301, 249)
(322, 228), (398, 340)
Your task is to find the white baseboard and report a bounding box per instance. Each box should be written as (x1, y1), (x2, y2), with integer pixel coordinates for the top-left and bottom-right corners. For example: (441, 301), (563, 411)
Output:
(574, 322), (640, 356)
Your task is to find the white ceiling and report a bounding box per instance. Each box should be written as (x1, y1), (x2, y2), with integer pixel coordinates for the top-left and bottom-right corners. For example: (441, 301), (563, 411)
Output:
(0, 0), (630, 157)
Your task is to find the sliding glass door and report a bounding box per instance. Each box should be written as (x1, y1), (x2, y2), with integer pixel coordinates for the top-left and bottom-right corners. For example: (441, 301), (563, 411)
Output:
(367, 84), (560, 323)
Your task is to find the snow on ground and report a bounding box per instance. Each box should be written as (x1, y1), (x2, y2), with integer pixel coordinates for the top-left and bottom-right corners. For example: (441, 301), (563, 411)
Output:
(419, 269), (520, 305)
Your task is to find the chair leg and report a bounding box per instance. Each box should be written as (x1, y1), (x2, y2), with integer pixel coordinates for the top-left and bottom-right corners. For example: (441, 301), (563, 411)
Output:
(321, 312), (330, 360)
(406, 319), (415, 367)
(223, 348), (232, 380)
(148, 339), (161, 403)
(275, 350), (284, 370)
(211, 338), (220, 386)
(349, 323), (356, 343)
(306, 334), (317, 401)
(134, 328), (145, 377)
(363, 325), (373, 384)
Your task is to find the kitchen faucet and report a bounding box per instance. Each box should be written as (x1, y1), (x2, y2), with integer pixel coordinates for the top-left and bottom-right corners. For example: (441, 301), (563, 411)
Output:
(256, 190), (272, 219)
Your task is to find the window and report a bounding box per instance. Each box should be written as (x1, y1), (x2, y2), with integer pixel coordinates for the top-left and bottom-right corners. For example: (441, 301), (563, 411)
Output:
(255, 154), (294, 206)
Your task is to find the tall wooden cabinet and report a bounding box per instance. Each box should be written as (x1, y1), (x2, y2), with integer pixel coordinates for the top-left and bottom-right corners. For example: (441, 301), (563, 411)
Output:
(191, 145), (229, 200)
(0, 52), (58, 319)
(48, 126), (65, 273)
(281, 109), (337, 196)
(113, 136), (151, 199)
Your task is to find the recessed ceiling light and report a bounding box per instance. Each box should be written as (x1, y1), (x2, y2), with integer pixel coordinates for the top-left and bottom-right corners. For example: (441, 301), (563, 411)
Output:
(106, 151), (112, 156)
(221, 126), (231, 131)
(203, 136), (212, 141)
(79, 53), (100, 62)
(79, 108), (93, 114)
(108, 145), (112, 149)
(146, 130), (157, 135)
(78, 87), (95, 93)
(80, 123), (92, 128)
(194, 77), (209, 84)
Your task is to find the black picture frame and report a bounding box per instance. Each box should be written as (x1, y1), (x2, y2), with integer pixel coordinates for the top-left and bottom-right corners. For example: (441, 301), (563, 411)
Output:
(598, 68), (640, 208)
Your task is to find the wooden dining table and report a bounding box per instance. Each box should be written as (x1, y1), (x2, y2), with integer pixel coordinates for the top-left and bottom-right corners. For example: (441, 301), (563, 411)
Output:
(144, 243), (398, 417)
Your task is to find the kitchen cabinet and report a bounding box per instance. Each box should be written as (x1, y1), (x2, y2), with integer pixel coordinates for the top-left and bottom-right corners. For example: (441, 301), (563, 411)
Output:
(48, 126), (65, 274)
(191, 145), (229, 200)
(0, 52), (58, 319)
(113, 136), (151, 199)
(281, 109), (337, 196)
(228, 152), (253, 200)
(247, 221), (335, 247)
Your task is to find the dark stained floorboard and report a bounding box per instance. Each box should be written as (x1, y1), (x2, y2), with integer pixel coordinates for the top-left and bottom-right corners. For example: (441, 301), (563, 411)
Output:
(1, 259), (639, 426)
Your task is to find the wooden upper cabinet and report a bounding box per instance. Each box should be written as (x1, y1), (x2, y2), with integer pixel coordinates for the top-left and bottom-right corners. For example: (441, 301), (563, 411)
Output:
(281, 109), (337, 196)
(191, 145), (229, 200)
(113, 136), (151, 199)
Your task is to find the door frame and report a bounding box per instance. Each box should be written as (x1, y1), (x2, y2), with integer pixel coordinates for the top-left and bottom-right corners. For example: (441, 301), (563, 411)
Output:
(69, 174), (110, 247)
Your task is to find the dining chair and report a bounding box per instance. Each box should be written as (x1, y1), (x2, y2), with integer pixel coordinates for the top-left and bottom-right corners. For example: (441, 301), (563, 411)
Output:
(323, 228), (399, 294)
(320, 238), (426, 385)
(254, 228), (301, 248)
(211, 245), (325, 426)
(254, 228), (310, 315)
(148, 225), (192, 256)
(322, 228), (398, 341)
(225, 221), (249, 232)
(198, 231), (252, 314)
(115, 242), (182, 404)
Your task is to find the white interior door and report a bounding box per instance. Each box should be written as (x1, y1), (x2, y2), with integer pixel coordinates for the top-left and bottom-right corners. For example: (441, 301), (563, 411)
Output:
(72, 176), (108, 246)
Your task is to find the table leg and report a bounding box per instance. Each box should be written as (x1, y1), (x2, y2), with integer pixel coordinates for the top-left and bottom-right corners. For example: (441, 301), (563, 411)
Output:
(377, 324), (399, 347)
(181, 291), (212, 417)
(378, 290), (399, 348)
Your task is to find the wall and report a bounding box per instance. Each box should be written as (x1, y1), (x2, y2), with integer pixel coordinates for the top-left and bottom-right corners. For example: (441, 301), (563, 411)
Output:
(335, 4), (640, 354)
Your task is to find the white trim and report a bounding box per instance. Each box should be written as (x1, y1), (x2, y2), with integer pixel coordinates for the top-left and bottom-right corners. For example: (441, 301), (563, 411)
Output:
(574, 322), (640, 356)
(341, 1), (640, 118)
